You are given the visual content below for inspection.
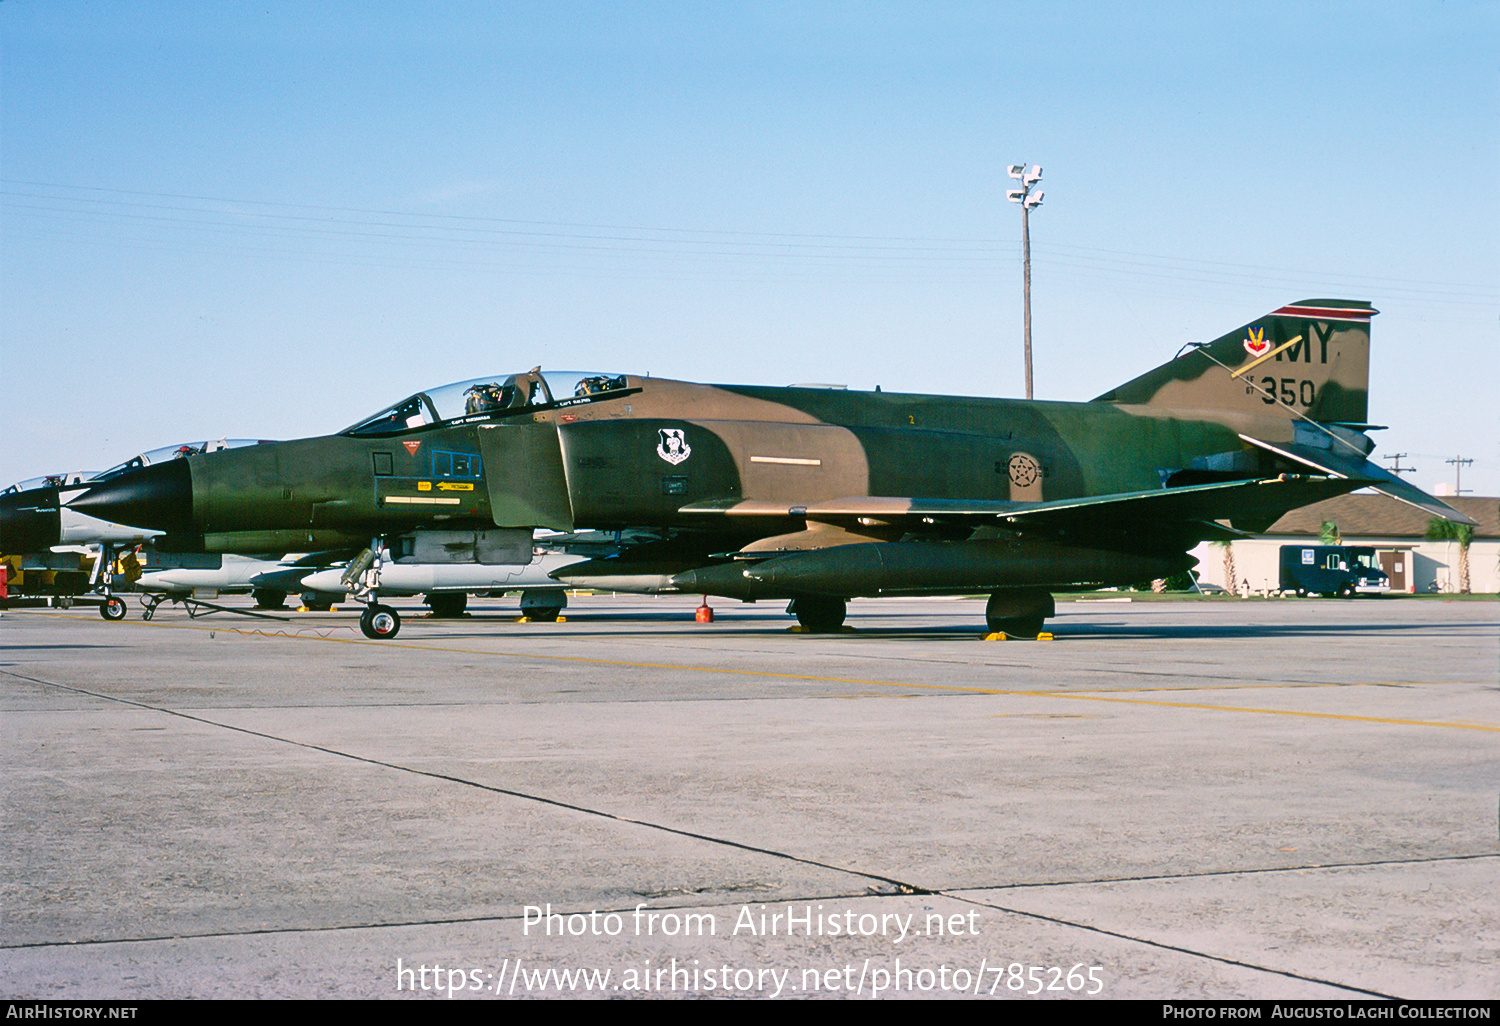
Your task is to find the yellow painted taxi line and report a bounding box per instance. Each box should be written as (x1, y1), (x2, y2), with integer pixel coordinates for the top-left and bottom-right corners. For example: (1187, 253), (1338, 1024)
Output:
(26, 610), (1495, 733)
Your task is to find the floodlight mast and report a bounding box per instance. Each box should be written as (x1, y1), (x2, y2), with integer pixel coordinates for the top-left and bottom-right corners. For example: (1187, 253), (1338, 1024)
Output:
(1007, 163), (1043, 399)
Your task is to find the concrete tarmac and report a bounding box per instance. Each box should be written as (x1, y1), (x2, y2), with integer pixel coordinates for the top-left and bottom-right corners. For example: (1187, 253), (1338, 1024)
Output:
(2, 593), (1496, 1000)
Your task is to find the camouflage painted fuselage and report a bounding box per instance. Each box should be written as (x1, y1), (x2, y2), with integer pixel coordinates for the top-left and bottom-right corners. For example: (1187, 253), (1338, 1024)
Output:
(159, 381), (1278, 537)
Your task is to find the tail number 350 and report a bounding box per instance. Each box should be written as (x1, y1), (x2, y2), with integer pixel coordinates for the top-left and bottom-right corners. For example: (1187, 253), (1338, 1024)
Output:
(1260, 377), (1316, 407)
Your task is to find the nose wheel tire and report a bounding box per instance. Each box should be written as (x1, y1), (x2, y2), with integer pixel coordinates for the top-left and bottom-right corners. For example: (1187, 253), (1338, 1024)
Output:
(359, 604), (401, 639)
(100, 596), (128, 621)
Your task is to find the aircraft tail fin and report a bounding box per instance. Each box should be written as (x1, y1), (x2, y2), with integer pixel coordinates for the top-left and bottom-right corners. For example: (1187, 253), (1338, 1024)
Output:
(1094, 299), (1375, 424)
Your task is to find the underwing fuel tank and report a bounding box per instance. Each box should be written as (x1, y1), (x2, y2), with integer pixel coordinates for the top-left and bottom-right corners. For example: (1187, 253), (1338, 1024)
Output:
(549, 566), (682, 594)
(721, 540), (1193, 598)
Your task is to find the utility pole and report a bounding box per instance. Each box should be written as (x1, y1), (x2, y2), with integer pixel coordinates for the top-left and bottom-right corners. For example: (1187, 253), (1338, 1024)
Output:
(1446, 455), (1473, 496)
(1383, 453), (1416, 475)
(1006, 164), (1044, 399)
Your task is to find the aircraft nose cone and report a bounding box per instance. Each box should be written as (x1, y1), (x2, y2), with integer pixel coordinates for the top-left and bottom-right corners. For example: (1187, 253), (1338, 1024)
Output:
(67, 459), (194, 534)
(0, 488), (62, 553)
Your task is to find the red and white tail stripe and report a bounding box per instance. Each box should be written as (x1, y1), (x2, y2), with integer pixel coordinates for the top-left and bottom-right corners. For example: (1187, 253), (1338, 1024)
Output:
(1270, 304), (1376, 322)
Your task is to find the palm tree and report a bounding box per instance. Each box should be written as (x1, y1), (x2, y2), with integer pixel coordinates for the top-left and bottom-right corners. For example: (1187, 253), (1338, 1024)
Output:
(1426, 519), (1474, 594)
(1211, 540), (1238, 596)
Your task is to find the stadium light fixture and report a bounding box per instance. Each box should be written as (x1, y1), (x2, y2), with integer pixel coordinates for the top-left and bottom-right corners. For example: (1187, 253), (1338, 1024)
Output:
(1006, 163), (1044, 399)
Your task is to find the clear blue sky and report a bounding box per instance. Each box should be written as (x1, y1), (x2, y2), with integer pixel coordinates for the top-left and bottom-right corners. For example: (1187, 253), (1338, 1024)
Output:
(4, 1), (1496, 497)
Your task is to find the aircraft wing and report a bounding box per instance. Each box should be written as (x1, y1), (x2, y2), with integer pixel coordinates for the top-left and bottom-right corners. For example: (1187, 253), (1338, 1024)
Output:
(681, 475), (1375, 544)
(918, 475), (1373, 536)
(1238, 434), (1477, 525)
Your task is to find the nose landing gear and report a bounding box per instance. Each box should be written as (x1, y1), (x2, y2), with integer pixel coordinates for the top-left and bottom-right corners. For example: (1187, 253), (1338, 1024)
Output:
(345, 537), (402, 639)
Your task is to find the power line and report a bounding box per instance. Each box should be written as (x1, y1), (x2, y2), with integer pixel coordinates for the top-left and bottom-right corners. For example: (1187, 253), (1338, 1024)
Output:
(4, 179), (1497, 301)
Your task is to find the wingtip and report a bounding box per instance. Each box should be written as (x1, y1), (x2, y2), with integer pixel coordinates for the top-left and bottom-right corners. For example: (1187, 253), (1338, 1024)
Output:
(1373, 487), (1479, 528)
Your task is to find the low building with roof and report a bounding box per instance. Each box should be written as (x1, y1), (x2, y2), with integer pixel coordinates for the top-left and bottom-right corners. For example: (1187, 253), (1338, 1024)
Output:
(1190, 494), (1498, 595)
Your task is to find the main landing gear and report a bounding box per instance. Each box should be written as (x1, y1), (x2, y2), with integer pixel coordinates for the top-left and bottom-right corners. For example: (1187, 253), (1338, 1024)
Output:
(985, 589), (1054, 638)
(252, 588), (288, 610)
(519, 589), (567, 622)
(425, 592), (468, 618)
(789, 595), (847, 633)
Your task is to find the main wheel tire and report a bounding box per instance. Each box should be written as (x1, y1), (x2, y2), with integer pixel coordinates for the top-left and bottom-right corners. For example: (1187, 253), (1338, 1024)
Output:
(985, 590), (1053, 636)
(359, 604), (401, 639)
(525, 605), (563, 622)
(100, 596), (128, 621)
(252, 588), (288, 610)
(791, 595), (846, 633)
(987, 615), (1045, 638)
(300, 593), (334, 612)
(425, 592), (468, 618)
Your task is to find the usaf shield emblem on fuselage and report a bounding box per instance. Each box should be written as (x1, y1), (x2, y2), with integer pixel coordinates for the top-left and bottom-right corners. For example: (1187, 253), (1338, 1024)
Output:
(657, 428), (691, 466)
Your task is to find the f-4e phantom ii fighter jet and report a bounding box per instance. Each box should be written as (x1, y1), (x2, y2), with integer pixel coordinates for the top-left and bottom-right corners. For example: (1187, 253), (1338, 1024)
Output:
(67, 299), (1474, 639)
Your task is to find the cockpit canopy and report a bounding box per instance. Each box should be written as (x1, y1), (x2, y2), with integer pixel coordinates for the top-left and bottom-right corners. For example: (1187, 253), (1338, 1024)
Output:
(92, 439), (267, 482)
(3, 470), (98, 495)
(2, 439), (268, 495)
(342, 369), (632, 438)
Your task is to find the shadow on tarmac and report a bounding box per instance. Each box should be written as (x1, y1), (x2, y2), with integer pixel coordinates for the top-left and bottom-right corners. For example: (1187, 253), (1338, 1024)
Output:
(389, 608), (1496, 644)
